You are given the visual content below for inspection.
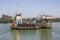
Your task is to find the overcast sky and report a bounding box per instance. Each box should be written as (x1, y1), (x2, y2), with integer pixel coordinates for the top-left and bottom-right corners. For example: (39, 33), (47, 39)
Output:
(0, 0), (60, 18)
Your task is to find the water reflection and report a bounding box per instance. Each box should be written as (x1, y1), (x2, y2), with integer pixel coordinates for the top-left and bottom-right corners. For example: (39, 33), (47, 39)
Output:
(11, 30), (22, 40)
(40, 29), (52, 40)
(11, 30), (39, 40)
(10, 29), (52, 40)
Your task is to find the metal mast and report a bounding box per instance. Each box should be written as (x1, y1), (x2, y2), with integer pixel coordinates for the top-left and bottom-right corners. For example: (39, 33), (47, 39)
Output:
(16, 0), (20, 14)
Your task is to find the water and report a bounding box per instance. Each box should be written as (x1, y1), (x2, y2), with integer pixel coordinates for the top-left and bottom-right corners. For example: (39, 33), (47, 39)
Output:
(0, 22), (60, 40)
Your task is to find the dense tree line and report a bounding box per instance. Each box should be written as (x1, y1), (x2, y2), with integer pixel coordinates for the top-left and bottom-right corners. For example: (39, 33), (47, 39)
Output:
(0, 14), (60, 23)
(51, 18), (60, 22)
(0, 14), (13, 23)
(0, 17), (60, 23)
(0, 18), (13, 23)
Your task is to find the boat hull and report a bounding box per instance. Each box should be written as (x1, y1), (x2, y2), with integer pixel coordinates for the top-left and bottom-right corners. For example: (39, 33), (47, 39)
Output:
(11, 23), (51, 30)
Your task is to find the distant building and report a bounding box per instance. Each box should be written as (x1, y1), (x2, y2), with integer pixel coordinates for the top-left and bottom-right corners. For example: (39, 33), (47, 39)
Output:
(2, 14), (12, 19)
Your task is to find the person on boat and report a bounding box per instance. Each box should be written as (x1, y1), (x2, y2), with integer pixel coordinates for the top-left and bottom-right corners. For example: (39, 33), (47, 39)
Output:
(16, 14), (22, 26)
(11, 17), (17, 28)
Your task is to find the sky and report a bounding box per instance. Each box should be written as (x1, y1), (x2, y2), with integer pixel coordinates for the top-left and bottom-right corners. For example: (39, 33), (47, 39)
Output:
(0, 0), (60, 18)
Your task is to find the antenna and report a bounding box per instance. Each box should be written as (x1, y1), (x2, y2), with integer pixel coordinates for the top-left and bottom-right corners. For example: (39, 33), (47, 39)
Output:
(16, 0), (20, 14)
(15, 0), (22, 16)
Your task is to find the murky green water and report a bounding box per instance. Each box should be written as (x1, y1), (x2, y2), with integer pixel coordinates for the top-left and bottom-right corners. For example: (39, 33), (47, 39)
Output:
(0, 22), (60, 40)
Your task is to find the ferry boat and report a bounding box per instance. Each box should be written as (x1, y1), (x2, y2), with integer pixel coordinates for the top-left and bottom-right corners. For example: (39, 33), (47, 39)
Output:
(11, 14), (52, 30)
